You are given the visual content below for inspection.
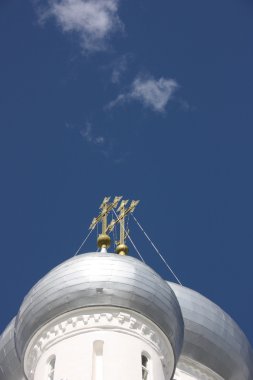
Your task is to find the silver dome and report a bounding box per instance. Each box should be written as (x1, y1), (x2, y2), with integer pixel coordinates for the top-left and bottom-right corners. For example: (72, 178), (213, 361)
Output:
(0, 319), (25, 380)
(168, 282), (253, 380)
(15, 253), (184, 366)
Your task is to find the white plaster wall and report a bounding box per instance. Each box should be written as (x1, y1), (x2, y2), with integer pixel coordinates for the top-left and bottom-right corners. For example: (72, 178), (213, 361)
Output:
(33, 330), (166, 380)
(34, 330), (165, 380)
(24, 307), (174, 380)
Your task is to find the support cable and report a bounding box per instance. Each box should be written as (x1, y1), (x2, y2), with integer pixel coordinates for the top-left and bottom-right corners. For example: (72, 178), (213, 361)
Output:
(112, 209), (145, 263)
(127, 233), (145, 263)
(74, 228), (94, 256)
(131, 214), (182, 285)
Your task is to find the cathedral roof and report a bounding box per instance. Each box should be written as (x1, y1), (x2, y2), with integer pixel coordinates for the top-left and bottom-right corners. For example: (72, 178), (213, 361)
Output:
(0, 319), (24, 380)
(1, 252), (252, 380)
(169, 282), (253, 380)
(15, 253), (184, 367)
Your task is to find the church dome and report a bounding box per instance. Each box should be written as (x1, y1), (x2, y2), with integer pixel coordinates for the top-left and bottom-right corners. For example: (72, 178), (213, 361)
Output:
(168, 282), (253, 380)
(15, 253), (184, 366)
(0, 318), (25, 380)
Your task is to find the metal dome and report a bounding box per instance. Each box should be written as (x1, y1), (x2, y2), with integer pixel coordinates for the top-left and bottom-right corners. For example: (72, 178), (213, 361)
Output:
(15, 252), (184, 366)
(168, 282), (253, 380)
(0, 319), (25, 380)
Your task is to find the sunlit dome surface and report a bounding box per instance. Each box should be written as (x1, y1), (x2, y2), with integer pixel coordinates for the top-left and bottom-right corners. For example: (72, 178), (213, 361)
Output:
(15, 252), (184, 365)
(0, 319), (24, 380)
(169, 282), (253, 380)
(1, 253), (252, 380)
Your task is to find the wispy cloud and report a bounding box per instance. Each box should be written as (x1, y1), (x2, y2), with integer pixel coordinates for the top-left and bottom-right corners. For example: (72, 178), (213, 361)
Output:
(66, 121), (130, 163)
(107, 75), (178, 112)
(111, 54), (132, 84)
(80, 122), (105, 145)
(36, 0), (123, 53)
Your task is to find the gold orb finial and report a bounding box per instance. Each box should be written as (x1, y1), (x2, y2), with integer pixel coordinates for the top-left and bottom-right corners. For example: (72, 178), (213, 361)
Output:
(97, 234), (111, 250)
(116, 243), (129, 256)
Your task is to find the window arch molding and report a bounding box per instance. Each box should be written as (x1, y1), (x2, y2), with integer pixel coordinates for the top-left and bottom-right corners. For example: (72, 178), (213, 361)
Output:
(46, 355), (56, 380)
(141, 351), (151, 380)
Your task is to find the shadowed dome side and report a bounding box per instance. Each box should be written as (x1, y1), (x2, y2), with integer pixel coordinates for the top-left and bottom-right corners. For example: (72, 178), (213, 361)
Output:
(15, 253), (184, 367)
(168, 282), (253, 380)
(0, 318), (25, 380)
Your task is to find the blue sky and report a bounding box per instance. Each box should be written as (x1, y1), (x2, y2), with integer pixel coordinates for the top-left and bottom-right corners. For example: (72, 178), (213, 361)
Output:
(0, 0), (253, 347)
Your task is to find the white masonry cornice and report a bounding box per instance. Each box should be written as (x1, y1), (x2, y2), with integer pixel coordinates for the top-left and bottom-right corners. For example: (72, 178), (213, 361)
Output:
(24, 306), (175, 379)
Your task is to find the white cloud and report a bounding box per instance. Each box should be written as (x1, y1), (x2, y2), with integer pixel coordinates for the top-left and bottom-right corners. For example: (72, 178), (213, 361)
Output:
(66, 121), (130, 162)
(107, 75), (178, 112)
(131, 76), (178, 112)
(37, 0), (123, 53)
(111, 54), (131, 84)
(80, 122), (105, 145)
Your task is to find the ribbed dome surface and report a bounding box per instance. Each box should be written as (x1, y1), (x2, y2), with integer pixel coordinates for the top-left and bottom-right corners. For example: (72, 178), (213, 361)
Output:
(15, 253), (184, 365)
(0, 319), (25, 380)
(168, 282), (253, 380)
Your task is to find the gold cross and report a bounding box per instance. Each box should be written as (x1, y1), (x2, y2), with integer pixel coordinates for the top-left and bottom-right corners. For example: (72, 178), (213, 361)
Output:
(89, 196), (122, 234)
(107, 200), (140, 245)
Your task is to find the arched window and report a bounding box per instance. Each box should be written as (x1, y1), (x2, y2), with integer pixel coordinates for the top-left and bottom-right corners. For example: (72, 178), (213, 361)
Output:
(141, 353), (150, 380)
(92, 340), (104, 380)
(47, 356), (56, 380)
